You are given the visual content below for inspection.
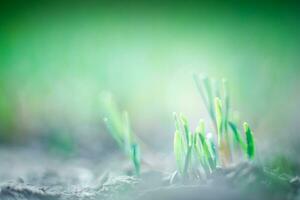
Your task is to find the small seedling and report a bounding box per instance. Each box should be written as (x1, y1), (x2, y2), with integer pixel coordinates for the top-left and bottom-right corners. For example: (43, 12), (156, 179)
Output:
(194, 74), (256, 163)
(100, 92), (141, 176)
(173, 75), (256, 180)
(173, 113), (194, 178)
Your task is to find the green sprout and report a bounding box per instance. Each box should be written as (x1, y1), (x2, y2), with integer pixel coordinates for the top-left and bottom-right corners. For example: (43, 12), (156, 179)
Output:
(228, 121), (247, 153)
(100, 93), (141, 176)
(196, 121), (216, 172)
(173, 75), (256, 180)
(173, 113), (194, 178)
(174, 129), (185, 174)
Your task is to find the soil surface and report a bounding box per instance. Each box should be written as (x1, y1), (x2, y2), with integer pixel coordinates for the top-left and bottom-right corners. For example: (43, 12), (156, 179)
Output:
(1, 146), (300, 200)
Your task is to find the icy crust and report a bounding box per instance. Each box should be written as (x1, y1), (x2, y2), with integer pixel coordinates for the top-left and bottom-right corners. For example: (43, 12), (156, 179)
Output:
(0, 175), (139, 200)
(0, 182), (59, 200)
(0, 147), (299, 200)
(0, 162), (299, 200)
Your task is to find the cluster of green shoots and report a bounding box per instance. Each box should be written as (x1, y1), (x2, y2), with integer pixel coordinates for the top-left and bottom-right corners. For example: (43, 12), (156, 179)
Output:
(100, 93), (141, 176)
(173, 75), (255, 179)
(100, 75), (255, 180)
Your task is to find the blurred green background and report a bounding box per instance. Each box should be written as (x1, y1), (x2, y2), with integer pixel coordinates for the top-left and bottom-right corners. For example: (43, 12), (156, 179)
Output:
(0, 1), (300, 155)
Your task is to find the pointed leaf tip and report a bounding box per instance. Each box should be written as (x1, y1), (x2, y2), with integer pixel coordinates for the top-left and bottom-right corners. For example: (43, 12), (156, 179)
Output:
(243, 122), (255, 160)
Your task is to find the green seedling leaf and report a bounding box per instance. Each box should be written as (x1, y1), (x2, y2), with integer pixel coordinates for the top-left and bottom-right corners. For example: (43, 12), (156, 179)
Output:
(131, 143), (141, 176)
(207, 133), (217, 167)
(100, 93), (125, 145)
(243, 122), (255, 160)
(103, 118), (124, 148)
(174, 130), (185, 175)
(228, 121), (247, 152)
(194, 134), (210, 175)
(183, 141), (193, 177)
(180, 114), (191, 146)
(101, 93), (142, 175)
(214, 97), (223, 144)
(196, 121), (216, 171)
(198, 133), (216, 171)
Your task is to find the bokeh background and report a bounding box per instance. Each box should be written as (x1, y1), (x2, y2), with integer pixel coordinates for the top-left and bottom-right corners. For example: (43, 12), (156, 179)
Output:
(1, 1), (300, 158)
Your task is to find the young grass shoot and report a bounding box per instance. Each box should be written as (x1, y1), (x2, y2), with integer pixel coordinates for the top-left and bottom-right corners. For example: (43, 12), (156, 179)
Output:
(173, 75), (256, 180)
(100, 92), (141, 176)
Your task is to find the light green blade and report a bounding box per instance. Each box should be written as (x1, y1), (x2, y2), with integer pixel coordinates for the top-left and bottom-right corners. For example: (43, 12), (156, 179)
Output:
(174, 130), (185, 174)
(183, 142), (193, 177)
(100, 92), (124, 144)
(198, 133), (216, 171)
(100, 92), (142, 174)
(196, 121), (216, 171)
(207, 135), (217, 167)
(103, 118), (124, 149)
(180, 114), (191, 146)
(194, 134), (210, 175)
(214, 97), (223, 145)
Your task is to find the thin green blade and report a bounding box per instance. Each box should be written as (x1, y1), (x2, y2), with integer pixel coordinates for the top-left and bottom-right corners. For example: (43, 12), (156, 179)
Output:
(194, 134), (210, 175)
(207, 134), (217, 167)
(180, 114), (191, 146)
(196, 121), (216, 171)
(103, 118), (124, 148)
(183, 143), (193, 177)
(100, 93), (124, 145)
(174, 130), (185, 174)
(214, 97), (223, 144)
(228, 121), (247, 152)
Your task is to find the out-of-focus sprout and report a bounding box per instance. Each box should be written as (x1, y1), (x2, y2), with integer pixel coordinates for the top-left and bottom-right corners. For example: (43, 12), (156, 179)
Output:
(100, 92), (141, 176)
